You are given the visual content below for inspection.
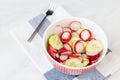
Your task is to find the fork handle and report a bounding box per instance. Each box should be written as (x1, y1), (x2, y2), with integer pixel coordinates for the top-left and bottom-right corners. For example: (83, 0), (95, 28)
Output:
(27, 14), (47, 42)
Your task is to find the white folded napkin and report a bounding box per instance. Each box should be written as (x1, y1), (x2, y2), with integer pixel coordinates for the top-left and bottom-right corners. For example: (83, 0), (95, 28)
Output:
(10, 6), (71, 74)
(10, 6), (120, 80)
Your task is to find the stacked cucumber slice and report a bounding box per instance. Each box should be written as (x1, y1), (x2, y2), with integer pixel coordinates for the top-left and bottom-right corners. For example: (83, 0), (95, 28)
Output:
(47, 21), (103, 68)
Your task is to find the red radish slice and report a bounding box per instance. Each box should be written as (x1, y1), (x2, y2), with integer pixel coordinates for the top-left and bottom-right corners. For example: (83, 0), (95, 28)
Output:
(79, 29), (92, 41)
(74, 40), (84, 53)
(68, 54), (80, 58)
(89, 59), (98, 65)
(60, 51), (72, 55)
(64, 43), (72, 51)
(60, 31), (72, 43)
(54, 26), (63, 34)
(62, 27), (72, 33)
(69, 21), (81, 31)
(58, 48), (68, 53)
(59, 55), (68, 62)
(47, 45), (57, 59)
(87, 52), (100, 61)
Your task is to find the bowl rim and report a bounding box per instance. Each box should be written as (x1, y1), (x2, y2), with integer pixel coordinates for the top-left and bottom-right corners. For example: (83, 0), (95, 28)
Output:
(43, 17), (108, 70)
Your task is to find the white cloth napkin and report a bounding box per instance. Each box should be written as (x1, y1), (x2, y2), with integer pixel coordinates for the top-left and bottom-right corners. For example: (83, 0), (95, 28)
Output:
(10, 6), (120, 80)
(10, 6), (71, 74)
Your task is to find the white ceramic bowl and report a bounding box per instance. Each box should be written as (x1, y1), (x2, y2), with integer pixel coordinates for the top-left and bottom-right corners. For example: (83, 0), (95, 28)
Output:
(43, 17), (108, 75)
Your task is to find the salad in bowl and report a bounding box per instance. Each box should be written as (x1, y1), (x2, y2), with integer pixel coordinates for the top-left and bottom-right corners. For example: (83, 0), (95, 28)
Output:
(43, 17), (108, 75)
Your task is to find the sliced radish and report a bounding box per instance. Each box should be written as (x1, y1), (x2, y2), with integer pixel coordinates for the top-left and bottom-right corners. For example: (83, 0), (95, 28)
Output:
(73, 40), (84, 53)
(58, 48), (68, 53)
(68, 54), (80, 58)
(47, 45), (57, 59)
(60, 51), (72, 55)
(60, 31), (72, 43)
(54, 25), (63, 34)
(62, 27), (72, 33)
(87, 52), (100, 61)
(79, 29), (92, 41)
(64, 43), (72, 51)
(69, 21), (81, 31)
(89, 59), (98, 65)
(59, 55), (68, 62)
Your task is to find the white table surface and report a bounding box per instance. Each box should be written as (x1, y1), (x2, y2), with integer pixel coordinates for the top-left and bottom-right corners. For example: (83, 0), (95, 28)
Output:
(0, 0), (120, 80)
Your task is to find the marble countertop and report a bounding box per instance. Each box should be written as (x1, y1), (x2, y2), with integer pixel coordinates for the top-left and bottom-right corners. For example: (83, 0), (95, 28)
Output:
(0, 0), (120, 80)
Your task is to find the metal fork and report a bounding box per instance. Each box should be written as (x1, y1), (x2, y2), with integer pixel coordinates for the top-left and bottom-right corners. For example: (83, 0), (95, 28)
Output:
(27, 1), (57, 42)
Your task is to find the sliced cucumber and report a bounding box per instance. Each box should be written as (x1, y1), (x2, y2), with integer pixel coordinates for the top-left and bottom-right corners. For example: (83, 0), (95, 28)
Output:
(48, 34), (63, 50)
(64, 58), (83, 68)
(86, 40), (103, 54)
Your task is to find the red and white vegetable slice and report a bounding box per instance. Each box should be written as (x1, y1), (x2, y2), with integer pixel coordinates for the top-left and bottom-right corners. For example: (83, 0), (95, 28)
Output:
(87, 52), (100, 61)
(60, 51), (72, 55)
(62, 27), (72, 33)
(59, 55), (68, 62)
(69, 21), (81, 31)
(58, 48), (72, 55)
(58, 48), (68, 53)
(64, 43), (72, 51)
(89, 59), (98, 65)
(47, 45), (57, 59)
(60, 31), (72, 43)
(73, 40), (84, 53)
(68, 54), (80, 58)
(79, 29), (92, 41)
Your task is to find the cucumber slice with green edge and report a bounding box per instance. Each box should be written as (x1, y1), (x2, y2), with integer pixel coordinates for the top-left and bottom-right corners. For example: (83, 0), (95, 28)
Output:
(48, 34), (63, 50)
(64, 58), (83, 68)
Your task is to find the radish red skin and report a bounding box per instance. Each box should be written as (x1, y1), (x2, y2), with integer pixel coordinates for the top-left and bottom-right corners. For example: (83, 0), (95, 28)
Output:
(60, 51), (72, 55)
(58, 48), (68, 54)
(64, 43), (72, 51)
(58, 55), (68, 62)
(60, 31), (72, 43)
(89, 59), (98, 65)
(79, 29), (92, 41)
(74, 40), (84, 53)
(87, 53), (100, 61)
(68, 54), (80, 58)
(47, 45), (57, 59)
(62, 27), (72, 33)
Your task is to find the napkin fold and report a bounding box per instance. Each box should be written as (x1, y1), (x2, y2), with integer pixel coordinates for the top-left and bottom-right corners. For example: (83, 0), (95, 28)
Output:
(10, 6), (120, 80)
